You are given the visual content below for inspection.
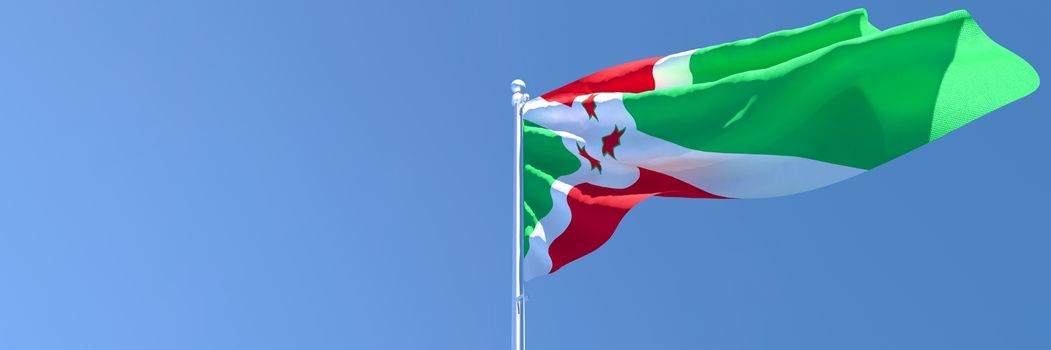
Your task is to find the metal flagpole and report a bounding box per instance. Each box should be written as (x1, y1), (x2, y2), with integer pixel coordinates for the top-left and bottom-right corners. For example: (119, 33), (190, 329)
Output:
(511, 79), (528, 350)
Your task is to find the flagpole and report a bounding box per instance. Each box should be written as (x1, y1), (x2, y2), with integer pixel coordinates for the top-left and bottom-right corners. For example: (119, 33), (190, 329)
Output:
(511, 79), (528, 350)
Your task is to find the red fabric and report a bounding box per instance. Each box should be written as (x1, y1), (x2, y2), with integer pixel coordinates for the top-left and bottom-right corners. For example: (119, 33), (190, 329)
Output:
(547, 168), (726, 273)
(540, 57), (661, 107)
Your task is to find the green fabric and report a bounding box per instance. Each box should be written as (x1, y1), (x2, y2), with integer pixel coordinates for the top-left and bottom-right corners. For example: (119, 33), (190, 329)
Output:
(522, 121), (580, 255)
(690, 9), (879, 85)
(626, 10), (1038, 170)
(929, 17), (1041, 140)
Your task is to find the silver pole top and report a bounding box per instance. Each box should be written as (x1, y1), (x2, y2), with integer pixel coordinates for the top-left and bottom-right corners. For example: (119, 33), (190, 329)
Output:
(512, 79), (529, 110)
(511, 79), (526, 93)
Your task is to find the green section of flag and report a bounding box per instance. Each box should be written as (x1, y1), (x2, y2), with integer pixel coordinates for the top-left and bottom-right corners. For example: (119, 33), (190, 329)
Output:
(522, 121), (580, 255)
(626, 10), (1038, 170)
(929, 18), (1040, 140)
(690, 9), (879, 85)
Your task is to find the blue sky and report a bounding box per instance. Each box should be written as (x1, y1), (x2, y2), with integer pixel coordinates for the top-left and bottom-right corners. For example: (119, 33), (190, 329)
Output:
(0, 1), (1047, 349)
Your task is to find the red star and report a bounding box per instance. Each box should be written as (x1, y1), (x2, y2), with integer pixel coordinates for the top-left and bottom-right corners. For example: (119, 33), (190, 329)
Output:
(582, 94), (598, 120)
(601, 125), (625, 159)
(577, 144), (602, 173)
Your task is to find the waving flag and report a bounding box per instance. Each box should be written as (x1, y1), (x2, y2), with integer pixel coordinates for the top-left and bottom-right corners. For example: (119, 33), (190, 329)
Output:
(520, 9), (1039, 280)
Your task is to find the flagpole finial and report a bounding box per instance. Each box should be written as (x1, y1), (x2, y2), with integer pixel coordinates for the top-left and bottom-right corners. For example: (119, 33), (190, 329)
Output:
(512, 79), (529, 110)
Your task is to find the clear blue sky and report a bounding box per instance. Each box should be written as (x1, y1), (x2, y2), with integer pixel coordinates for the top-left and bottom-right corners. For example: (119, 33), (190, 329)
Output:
(0, 1), (1047, 349)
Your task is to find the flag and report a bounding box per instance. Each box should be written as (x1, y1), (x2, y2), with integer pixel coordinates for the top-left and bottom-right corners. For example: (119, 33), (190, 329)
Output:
(521, 9), (1038, 280)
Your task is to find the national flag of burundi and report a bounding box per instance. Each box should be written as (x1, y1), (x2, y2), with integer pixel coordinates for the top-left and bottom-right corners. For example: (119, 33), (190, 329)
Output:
(521, 9), (1038, 280)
